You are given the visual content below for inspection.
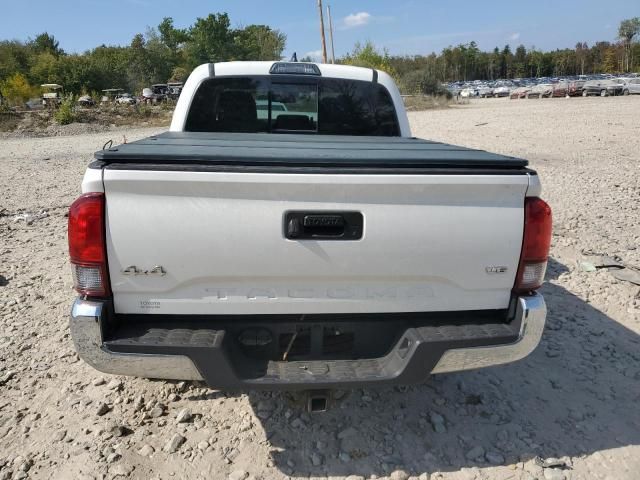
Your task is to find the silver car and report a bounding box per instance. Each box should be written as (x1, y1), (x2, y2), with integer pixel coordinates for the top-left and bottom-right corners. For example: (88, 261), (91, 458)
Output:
(622, 78), (640, 95)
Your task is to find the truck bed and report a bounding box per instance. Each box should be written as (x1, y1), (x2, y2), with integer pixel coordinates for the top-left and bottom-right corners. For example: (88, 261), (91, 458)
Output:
(94, 132), (529, 172)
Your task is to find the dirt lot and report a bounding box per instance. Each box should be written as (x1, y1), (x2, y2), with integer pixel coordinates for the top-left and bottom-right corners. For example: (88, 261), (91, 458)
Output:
(1, 97), (639, 480)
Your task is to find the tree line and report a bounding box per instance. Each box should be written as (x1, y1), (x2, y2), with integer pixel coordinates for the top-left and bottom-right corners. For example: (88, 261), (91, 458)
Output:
(0, 13), (285, 104)
(1, 13), (638, 104)
(344, 18), (640, 95)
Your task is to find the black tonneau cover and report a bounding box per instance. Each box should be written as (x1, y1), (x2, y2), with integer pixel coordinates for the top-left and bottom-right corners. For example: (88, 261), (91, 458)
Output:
(93, 131), (528, 171)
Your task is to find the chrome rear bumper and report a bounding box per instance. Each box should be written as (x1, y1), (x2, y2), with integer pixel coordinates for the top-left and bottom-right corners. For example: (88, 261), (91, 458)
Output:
(432, 293), (546, 373)
(70, 293), (546, 384)
(70, 300), (203, 380)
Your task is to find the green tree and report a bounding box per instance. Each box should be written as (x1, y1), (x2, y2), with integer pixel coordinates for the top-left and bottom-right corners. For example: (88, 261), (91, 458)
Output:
(127, 34), (153, 92)
(341, 41), (397, 78)
(0, 40), (31, 80)
(30, 32), (63, 56)
(618, 17), (640, 72)
(29, 52), (58, 84)
(169, 67), (189, 82)
(234, 25), (286, 60)
(185, 13), (234, 67)
(514, 45), (527, 77)
(603, 47), (618, 73)
(0, 73), (38, 105)
(158, 17), (189, 54)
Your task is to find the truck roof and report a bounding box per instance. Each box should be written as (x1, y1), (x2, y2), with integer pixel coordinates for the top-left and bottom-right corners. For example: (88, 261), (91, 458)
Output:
(94, 131), (528, 172)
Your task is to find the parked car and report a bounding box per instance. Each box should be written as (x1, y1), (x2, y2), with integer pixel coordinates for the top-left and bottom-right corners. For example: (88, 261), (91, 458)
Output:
(102, 88), (124, 104)
(583, 80), (623, 97)
(493, 86), (510, 97)
(606, 79), (627, 96)
(568, 80), (586, 97)
(41, 83), (63, 107)
(622, 77), (640, 95)
(68, 61), (551, 401)
(527, 84), (553, 99)
(167, 82), (184, 101)
(256, 100), (288, 120)
(25, 97), (44, 110)
(477, 86), (494, 98)
(552, 82), (569, 97)
(510, 87), (530, 99)
(115, 93), (136, 105)
(77, 95), (95, 107)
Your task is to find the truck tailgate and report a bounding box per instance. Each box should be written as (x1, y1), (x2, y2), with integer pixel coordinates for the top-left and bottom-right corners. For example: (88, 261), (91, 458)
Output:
(103, 170), (530, 315)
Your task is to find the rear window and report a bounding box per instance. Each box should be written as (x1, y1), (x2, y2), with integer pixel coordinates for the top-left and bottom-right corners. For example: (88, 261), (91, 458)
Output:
(185, 76), (399, 136)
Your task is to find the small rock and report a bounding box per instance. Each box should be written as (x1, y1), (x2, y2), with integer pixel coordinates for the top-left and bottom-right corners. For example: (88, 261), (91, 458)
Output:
(53, 429), (67, 441)
(337, 426), (357, 439)
(148, 405), (164, 418)
(197, 441), (209, 450)
(110, 464), (133, 476)
(0, 371), (16, 385)
(238, 417), (252, 432)
(17, 459), (33, 473)
(290, 418), (304, 429)
(96, 402), (111, 416)
(164, 434), (186, 453)
(137, 444), (154, 457)
(92, 378), (106, 386)
(345, 476), (365, 480)
(107, 379), (123, 391)
(310, 452), (323, 466)
(175, 408), (192, 423)
(133, 396), (144, 412)
(465, 446), (485, 460)
(228, 471), (248, 480)
(256, 409), (272, 420)
(485, 451), (505, 465)
(106, 452), (121, 463)
(429, 412), (446, 433)
(390, 470), (410, 480)
(543, 468), (566, 480)
(111, 425), (133, 437)
(256, 400), (274, 412)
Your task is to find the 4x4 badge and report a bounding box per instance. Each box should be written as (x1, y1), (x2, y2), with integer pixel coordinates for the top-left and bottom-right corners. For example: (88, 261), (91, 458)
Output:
(122, 265), (166, 276)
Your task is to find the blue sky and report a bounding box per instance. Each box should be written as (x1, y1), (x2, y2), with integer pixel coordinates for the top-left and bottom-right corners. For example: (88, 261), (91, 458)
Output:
(1, 0), (637, 58)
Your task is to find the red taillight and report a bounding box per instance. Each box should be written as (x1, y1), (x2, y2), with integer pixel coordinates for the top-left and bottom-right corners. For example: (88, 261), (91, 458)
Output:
(68, 193), (110, 296)
(514, 197), (552, 293)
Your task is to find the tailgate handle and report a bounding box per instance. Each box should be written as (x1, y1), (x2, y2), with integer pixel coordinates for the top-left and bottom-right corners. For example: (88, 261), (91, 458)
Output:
(285, 212), (363, 240)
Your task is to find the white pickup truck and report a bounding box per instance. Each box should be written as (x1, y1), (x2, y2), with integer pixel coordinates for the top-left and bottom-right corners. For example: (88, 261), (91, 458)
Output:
(69, 61), (551, 398)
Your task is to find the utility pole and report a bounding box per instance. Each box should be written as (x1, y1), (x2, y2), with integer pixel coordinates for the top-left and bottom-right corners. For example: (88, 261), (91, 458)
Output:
(327, 4), (336, 63)
(317, 0), (328, 63)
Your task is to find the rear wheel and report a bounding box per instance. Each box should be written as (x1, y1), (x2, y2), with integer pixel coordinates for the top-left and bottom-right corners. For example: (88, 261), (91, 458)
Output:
(623, 89), (630, 96)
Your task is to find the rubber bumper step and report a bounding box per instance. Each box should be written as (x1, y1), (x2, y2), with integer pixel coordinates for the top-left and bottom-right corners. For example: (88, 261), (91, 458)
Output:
(102, 318), (520, 388)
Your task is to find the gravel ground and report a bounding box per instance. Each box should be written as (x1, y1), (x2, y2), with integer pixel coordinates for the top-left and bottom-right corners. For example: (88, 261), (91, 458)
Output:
(1, 97), (639, 480)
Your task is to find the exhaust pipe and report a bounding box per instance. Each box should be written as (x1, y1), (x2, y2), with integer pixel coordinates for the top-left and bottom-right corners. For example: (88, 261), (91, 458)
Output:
(306, 390), (330, 413)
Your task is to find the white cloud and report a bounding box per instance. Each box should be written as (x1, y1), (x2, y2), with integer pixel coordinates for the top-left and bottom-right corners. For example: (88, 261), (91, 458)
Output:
(343, 12), (372, 29)
(510, 32), (521, 41)
(303, 50), (323, 61)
